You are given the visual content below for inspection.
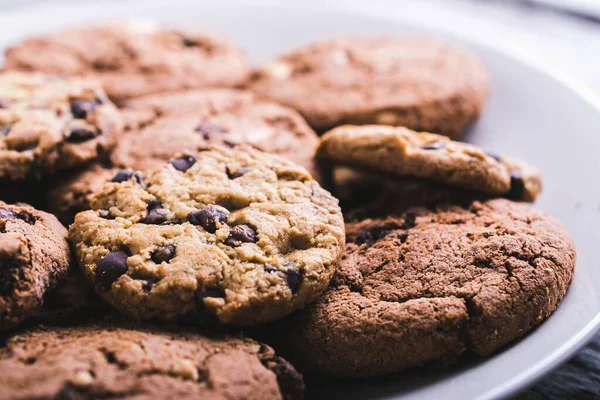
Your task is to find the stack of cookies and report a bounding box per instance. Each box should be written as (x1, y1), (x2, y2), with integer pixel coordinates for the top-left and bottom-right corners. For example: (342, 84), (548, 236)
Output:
(0, 21), (576, 399)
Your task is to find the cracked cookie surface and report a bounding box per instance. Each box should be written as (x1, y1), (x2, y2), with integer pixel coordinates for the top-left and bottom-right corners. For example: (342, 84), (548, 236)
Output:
(4, 21), (250, 104)
(0, 201), (71, 330)
(0, 72), (121, 180)
(48, 89), (324, 224)
(318, 125), (542, 201)
(274, 199), (575, 377)
(68, 146), (344, 325)
(0, 320), (304, 400)
(248, 36), (489, 137)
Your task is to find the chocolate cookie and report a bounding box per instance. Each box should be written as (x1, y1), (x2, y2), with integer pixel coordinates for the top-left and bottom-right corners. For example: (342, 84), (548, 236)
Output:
(4, 21), (250, 104)
(0, 201), (71, 330)
(48, 89), (325, 224)
(0, 72), (121, 180)
(317, 125), (542, 201)
(68, 146), (344, 325)
(0, 321), (304, 399)
(274, 199), (575, 377)
(248, 37), (489, 137)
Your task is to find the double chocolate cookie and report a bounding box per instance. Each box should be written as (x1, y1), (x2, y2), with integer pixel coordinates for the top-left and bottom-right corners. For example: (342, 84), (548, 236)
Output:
(4, 21), (251, 104)
(0, 320), (304, 400)
(48, 89), (324, 224)
(248, 37), (489, 137)
(0, 201), (71, 330)
(274, 199), (575, 377)
(318, 125), (542, 201)
(68, 146), (344, 325)
(0, 72), (121, 181)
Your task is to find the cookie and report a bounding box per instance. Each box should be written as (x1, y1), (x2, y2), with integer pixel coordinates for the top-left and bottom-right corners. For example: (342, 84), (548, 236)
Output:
(0, 72), (121, 180)
(333, 167), (483, 221)
(0, 201), (71, 330)
(273, 199), (575, 377)
(4, 21), (250, 104)
(68, 146), (344, 325)
(0, 321), (304, 400)
(48, 89), (325, 224)
(317, 125), (542, 201)
(248, 37), (489, 137)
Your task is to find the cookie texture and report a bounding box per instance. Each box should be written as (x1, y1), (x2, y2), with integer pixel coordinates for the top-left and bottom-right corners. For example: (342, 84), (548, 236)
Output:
(0, 321), (304, 400)
(68, 146), (344, 325)
(318, 125), (542, 201)
(48, 89), (325, 224)
(0, 72), (121, 180)
(275, 199), (575, 377)
(4, 21), (250, 104)
(248, 37), (489, 137)
(0, 201), (71, 330)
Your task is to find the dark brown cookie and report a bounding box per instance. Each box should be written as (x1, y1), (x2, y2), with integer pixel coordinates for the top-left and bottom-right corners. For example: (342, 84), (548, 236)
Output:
(248, 37), (489, 137)
(0, 201), (71, 330)
(273, 199), (575, 377)
(48, 89), (324, 224)
(4, 21), (250, 104)
(0, 320), (304, 399)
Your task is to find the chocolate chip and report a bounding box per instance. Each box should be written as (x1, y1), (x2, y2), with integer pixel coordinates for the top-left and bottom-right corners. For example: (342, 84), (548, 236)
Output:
(226, 224), (257, 246)
(94, 96), (104, 105)
(0, 124), (12, 137)
(182, 37), (199, 47)
(508, 172), (526, 199)
(142, 279), (157, 292)
(0, 208), (17, 220)
(151, 245), (176, 264)
(285, 269), (303, 294)
(226, 166), (252, 179)
(67, 127), (98, 143)
(195, 122), (225, 140)
(96, 251), (129, 288)
(222, 140), (239, 148)
(70, 99), (96, 119)
(264, 265), (279, 273)
(485, 152), (502, 162)
(188, 205), (229, 233)
(422, 142), (446, 150)
(111, 170), (143, 184)
(169, 154), (197, 172)
(0, 99), (10, 109)
(143, 200), (167, 225)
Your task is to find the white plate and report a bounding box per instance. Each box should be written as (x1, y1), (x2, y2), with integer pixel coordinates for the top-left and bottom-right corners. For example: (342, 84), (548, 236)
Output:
(1, 1), (599, 399)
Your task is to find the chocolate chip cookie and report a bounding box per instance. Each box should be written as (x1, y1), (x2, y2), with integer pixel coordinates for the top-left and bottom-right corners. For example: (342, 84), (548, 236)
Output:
(48, 89), (325, 224)
(0, 320), (304, 400)
(0, 72), (121, 180)
(273, 199), (575, 377)
(248, 37), (489, 137)
(317, 125), (542, 201)
(68, 146), (344, 325)
(4, 21), (251, 104)
(0, 201), (71, 330)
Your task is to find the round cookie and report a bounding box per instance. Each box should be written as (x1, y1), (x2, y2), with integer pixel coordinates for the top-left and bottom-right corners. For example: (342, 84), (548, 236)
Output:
(4, 21), (250, 104)
(0, 72), (121, 180)
(248, 36), (489, 137)
(0, 201), (71, 330)
(48, 89), (325, 225)
(317, 125), (542, 201)
(68, 146), (345, 325)
(0, 321), (304, 400)
(273, 199), (575, 377)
